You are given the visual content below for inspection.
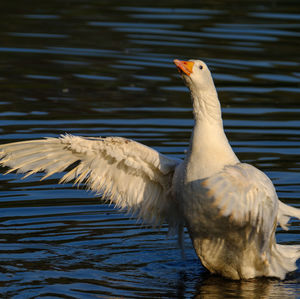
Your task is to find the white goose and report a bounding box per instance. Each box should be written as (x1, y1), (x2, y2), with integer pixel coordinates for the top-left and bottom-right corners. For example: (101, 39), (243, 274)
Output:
(0, 59), (299, 280)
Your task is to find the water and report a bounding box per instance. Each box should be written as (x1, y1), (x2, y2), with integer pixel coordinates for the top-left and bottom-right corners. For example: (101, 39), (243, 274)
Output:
(0, 0), (299, 298)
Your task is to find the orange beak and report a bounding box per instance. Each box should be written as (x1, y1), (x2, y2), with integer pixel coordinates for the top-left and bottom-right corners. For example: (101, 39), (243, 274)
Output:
(174, 59), (194, 76)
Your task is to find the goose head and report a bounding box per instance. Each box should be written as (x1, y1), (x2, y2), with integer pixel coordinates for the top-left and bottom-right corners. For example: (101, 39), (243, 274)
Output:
(173, 59), (216, 95)
(174, 59), (220, 122)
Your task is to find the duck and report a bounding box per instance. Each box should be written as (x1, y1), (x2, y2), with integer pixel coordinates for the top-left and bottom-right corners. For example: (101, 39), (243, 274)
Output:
(0, 59), (299, 280)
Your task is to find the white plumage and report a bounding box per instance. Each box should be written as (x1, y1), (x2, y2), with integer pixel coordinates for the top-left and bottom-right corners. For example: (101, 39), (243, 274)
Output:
(0, 134), (181, 230)
(0, 59), (299, 280)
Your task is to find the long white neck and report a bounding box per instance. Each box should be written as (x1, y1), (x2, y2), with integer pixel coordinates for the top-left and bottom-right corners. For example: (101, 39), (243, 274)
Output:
(185, 88), (239, 182)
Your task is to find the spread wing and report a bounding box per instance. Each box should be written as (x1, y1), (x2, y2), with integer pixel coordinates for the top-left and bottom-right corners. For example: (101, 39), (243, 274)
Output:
(0, 134), (181, 229)
(202, 163), (279, 250)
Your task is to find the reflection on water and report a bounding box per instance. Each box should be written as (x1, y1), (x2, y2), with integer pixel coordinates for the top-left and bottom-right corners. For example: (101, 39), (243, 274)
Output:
(0, 0), (299, 297)
(194, 275), (300, 299)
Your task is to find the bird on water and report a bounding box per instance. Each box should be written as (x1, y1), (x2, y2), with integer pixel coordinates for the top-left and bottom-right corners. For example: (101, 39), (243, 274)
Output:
(0, 59), (299, 280)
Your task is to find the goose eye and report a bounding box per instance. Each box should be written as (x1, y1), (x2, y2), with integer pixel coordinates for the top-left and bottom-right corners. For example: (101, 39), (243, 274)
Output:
(199, 65), (203, 70)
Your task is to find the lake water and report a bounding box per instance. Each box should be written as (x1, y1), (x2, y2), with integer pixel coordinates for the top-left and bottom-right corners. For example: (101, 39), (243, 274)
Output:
(0, 1), (299, 298)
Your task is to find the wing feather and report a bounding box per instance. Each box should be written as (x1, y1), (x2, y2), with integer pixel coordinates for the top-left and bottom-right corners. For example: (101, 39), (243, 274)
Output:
(0, 134), (181, 229)
(203, 163), (279, 249)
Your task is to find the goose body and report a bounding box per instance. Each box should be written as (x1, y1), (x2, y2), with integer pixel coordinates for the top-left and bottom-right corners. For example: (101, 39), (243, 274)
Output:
(0, 59), (299, 280)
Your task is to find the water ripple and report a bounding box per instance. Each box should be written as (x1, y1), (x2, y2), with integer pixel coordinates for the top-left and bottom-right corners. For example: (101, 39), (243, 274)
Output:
(0, 1), (299, 298)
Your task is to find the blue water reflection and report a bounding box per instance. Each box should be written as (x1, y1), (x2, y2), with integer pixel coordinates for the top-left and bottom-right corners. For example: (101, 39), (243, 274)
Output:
(0, 0), (299, 298)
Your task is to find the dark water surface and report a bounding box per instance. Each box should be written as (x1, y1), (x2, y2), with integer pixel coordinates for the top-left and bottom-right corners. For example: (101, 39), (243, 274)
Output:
(0, 0), (300, 298)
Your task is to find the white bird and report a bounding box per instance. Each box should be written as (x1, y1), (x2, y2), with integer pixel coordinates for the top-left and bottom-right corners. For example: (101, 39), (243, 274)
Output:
(0, 59), (299, 280)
